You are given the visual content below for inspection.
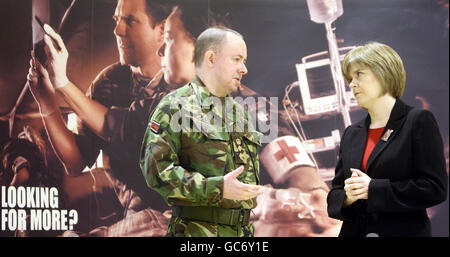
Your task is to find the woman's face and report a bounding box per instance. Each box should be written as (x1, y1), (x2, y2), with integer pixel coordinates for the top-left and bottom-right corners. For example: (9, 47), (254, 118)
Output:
(158, 7), (196, 86)
(348, 64), (385, 110)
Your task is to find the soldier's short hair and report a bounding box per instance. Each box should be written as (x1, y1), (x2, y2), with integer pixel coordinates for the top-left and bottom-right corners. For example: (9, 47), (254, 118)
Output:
(194, 26), (244, 67)
(342, 41), (406, 98)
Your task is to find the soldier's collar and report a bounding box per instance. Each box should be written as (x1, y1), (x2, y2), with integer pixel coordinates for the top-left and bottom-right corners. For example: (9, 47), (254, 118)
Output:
(190, 76), (216, 109)
(191, 77), (248, 127)
(191, 76), (210, 93)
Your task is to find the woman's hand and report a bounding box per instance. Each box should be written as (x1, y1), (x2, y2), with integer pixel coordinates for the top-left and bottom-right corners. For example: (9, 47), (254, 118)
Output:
(343, 171), (359, 206)
(343, 168), (372, 206)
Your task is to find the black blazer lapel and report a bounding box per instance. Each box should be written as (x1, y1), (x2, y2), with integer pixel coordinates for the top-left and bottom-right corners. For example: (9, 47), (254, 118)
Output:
(366, 99), (410, 174)
(349, 116), (370, 172)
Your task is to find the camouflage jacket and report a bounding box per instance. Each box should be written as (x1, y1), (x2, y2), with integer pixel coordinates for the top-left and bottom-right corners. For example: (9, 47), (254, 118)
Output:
(140, 77), (262, 211)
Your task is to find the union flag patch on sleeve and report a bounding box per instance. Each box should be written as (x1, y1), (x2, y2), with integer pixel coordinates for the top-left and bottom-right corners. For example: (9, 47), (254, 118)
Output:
(151, 120), (161, 134)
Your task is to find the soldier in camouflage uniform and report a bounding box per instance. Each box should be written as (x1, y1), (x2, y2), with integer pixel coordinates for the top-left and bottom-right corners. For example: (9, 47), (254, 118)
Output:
(141, 27), (264, 237)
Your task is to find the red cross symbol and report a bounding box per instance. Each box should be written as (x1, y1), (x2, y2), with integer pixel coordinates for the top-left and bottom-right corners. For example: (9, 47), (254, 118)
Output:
(274, 140), (299, 163)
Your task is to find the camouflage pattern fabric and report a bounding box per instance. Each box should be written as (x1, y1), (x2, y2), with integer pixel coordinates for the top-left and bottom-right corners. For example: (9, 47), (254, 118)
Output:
(140, 77), (262, 237)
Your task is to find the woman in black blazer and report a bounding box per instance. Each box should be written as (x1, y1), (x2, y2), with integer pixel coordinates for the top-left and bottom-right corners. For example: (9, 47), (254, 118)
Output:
(327, 42), (448, 237)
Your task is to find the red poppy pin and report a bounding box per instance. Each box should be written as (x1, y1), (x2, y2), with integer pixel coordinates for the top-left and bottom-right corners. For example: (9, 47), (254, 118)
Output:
(381, 129), (394, 142)
(151, 120), (161, 134)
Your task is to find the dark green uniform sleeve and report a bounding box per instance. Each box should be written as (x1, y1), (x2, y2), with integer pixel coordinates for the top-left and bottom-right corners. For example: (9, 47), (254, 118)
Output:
(140, 102), (224, 207)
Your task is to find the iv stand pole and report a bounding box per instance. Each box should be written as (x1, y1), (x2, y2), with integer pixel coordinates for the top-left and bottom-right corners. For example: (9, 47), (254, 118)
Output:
(325, 21), (352, 127)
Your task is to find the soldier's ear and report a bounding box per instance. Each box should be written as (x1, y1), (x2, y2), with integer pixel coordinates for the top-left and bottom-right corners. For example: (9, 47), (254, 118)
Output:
(204, 50), (215, 67)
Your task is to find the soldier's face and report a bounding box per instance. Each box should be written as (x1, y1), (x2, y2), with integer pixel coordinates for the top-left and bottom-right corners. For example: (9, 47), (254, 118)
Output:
(159, 7), (195, 86)
(113, 0), (163, 68)
(211, 33), (248, 96)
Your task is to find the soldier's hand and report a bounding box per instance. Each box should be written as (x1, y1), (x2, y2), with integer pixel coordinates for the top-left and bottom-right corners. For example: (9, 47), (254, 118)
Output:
(223, 166), (264, 201)
(43, 24), (70, 89)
